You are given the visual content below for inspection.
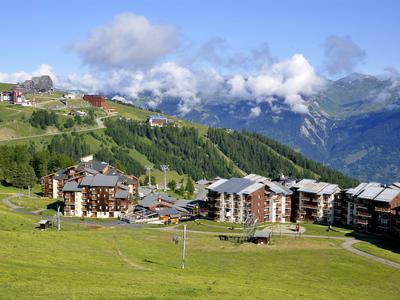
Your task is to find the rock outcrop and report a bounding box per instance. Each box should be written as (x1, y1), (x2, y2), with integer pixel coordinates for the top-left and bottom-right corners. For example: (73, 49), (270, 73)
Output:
(18, 75), (53, 93)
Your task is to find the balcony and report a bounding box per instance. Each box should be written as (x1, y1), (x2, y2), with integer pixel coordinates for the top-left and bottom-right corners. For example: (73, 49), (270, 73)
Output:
(356, 211), (371, 217)
(356, 219), (369, 225)
(302, 203), (318, 209)
(374, 207), (390, 213)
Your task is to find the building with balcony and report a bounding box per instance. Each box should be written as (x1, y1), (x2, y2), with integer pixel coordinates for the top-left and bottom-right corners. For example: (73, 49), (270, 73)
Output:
(62, 173), (132, 218)
(340, 182), (400, 233)
(207, 177), (265, 223)
(292, 179), (340, 224)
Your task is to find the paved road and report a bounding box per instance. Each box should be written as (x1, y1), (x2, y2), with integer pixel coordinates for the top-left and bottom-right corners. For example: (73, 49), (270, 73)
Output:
(2, 194), (399, 270)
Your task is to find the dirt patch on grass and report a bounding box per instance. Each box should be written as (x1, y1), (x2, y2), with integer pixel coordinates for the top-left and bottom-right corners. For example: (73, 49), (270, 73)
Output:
(86, 224), (103, 230)
(0, 127), (16, 139)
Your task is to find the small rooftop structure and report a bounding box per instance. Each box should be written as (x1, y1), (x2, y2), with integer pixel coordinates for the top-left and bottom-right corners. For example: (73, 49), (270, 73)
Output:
(254, 229), (272, 244)
(38, 219), (51, 230)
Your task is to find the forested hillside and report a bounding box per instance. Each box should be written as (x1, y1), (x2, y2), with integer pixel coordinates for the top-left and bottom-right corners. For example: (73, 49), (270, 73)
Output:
(208, 128), (358, 188)
(0, 100), (358, 190)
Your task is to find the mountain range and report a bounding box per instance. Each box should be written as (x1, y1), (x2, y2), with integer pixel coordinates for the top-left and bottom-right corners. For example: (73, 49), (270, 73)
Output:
(142, 73), (400, 183)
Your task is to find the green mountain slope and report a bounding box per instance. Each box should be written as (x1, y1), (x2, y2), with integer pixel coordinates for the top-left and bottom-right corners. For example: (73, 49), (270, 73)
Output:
(0, 99), (357, 189)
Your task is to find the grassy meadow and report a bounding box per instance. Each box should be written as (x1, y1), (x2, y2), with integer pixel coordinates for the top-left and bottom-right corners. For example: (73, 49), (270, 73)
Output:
(0, 190), (399, 299)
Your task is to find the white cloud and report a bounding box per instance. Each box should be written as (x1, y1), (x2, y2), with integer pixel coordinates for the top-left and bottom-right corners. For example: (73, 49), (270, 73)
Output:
(72, 12), (177, 69)
(0, 64), (58, 84)
(249, 106), (261, 118)
(231, 54), (325, 113)
(0, 54), (323, 115)
(227, 74), (249, 98)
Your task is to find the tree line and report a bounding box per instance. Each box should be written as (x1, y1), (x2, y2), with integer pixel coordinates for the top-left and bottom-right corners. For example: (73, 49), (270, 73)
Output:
(0, 134), (90, 189)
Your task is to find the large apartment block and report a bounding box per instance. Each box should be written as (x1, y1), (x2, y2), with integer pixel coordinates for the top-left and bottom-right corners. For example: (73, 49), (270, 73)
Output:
(42, 157), (137, 199)
(337, 182), (400, 234)
(63, 174), (132, 218)
(207, 175), (293, 224)
(292, 179), (341, 224)
(207, 177), (266, 223)
(41, 156), (138, 218)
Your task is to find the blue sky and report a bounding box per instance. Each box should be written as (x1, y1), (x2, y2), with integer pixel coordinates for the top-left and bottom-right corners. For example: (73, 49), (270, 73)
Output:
(1, 0), (399, 77)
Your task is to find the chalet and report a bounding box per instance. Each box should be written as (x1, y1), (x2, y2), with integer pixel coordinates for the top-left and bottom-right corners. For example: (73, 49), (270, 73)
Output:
(207, 177), (266, 223)
(292, 179), (341, 224)
(134, 193), (191, 224)
(338, 182), (400, 234)
(147, 115), (170, 127)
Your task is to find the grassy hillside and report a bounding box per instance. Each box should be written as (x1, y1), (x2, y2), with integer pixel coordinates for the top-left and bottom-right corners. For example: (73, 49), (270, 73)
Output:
(0, 194), (399, 299)
(0, 82), (15, 92)
(0, 99), (357, 188)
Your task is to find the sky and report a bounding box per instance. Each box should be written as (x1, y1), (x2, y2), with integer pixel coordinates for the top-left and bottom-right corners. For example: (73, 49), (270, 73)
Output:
(0, 0), (399, 114)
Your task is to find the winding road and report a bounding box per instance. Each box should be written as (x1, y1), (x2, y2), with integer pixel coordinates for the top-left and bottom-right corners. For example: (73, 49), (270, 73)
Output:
(2, 193), (400, 270)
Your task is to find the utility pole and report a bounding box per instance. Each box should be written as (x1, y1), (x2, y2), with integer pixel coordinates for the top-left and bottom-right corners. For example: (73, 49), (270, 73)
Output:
(160, 164), (169, 191)
(182, 224), (187, 270)
(57, 205), (61, 231)
(144, 165), (153, 187)
(28, 185), (31, 198)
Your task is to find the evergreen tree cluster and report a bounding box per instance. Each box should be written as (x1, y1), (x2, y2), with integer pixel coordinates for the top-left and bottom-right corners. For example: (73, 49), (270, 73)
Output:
(95, 146), (143, 176)
(0, 145), (73, 189)
(30, 110), (59, 129)
(47, 134), (90, 161)
(207, 128), (359, 188)
(104, 118), (240, 180)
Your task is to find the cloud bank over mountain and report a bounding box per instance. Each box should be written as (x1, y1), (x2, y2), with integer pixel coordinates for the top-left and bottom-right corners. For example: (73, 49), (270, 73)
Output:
(0, 13), (368, 116)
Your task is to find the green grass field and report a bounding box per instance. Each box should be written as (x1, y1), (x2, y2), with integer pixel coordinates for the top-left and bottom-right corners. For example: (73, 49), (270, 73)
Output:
(1, 195), (400, 299)
(353, 242), (400, 264)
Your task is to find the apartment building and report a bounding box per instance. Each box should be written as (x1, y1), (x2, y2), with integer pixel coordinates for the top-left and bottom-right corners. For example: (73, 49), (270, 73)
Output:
(207, 177), (265, 223)
(292, 179), (340, 224)
(339, 182), (400, 233)
(244, 174), (292, 223)
(42, 158), (137, 199)
(264, 181), (292, 223)
(62, 173), (131, 218)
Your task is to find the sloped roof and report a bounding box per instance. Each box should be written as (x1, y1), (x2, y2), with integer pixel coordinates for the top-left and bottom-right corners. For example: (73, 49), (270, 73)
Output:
(91, 174), (119, 187)
(158, 207), (180, 217)
(210, 177), (264, 194)
(374, 188), (400, 203)
(358, 187), (385, 200)
(347, 182), (381, 197)
(265, 181), (293, 196)
(294, 179), (339, 195)
(254, 229), (271, 238)
(139, 193), (176, 208)
(244, 173), (270, 182)
(115, 190), (129, 199)
(62, 181), (82, 192)
(207, 178), (228, 190)
(80, 175), (94, 186)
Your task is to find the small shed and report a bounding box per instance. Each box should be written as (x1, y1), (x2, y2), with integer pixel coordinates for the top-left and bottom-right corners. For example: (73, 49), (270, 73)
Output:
(39, 219), (51, 230)
(254, 229), (271, 245)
